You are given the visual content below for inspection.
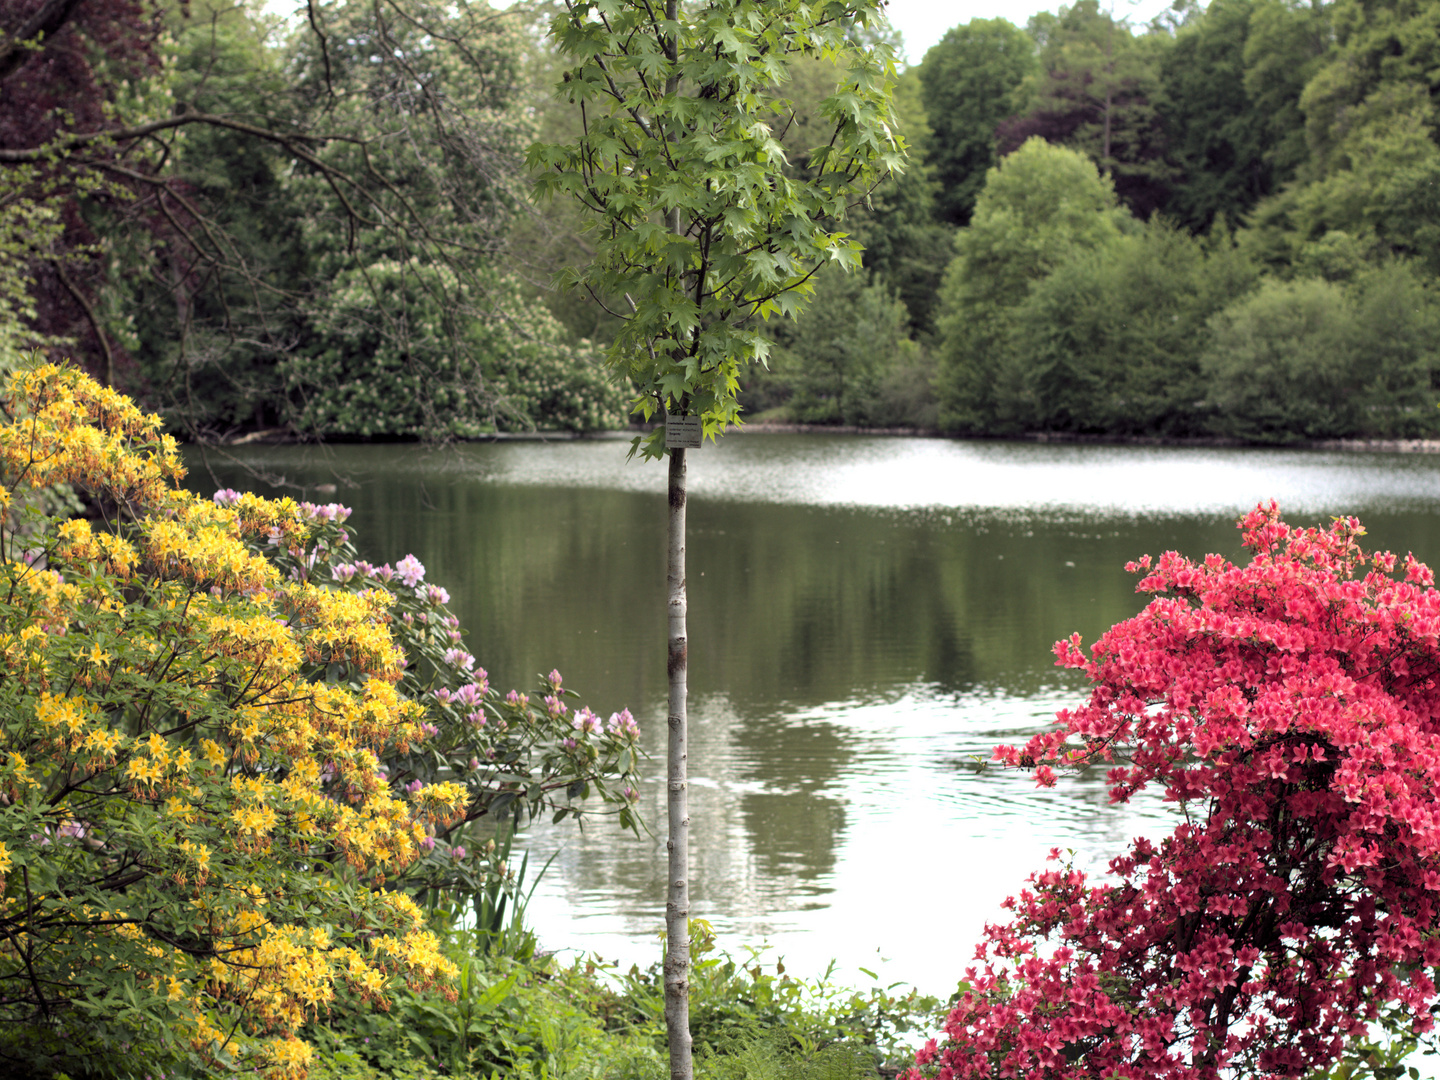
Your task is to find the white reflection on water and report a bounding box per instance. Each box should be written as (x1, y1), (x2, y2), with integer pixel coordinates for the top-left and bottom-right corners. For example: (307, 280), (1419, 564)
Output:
(521, 682), (1179, 997)
(423, 435), (1440, 517)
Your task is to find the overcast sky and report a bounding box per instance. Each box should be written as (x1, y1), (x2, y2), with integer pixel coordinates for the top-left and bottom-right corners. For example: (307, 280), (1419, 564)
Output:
(261, 0), (1185, 71)
(884, 0), (1182, 64)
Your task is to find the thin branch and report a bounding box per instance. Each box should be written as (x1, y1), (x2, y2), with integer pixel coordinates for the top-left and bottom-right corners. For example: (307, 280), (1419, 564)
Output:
(49, 259), (114, 387)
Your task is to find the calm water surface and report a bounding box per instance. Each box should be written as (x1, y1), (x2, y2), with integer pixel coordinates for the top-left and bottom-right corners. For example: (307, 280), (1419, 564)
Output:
(188, 436), (1440, 996)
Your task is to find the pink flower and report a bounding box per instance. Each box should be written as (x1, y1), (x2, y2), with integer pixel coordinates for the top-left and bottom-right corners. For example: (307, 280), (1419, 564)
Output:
(572, 708), (601, 736)
(453, 683), (484, 707)
(914, 504), (1440, 1080)
(212, 488), (242, 507)
(443, 648), (475, 672)
(395, 554), (425, 587)
(606, 708), (640, 740)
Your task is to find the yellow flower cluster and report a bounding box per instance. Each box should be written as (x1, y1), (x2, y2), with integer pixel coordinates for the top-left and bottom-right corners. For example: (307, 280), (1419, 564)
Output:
(0, 365), (467, 1078)
(0, 365), (180, 505)
(280, 583), (401, 676)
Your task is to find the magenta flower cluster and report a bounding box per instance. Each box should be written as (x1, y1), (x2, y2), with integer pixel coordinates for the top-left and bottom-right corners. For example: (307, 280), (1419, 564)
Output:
(908, 504), (1440, 1080)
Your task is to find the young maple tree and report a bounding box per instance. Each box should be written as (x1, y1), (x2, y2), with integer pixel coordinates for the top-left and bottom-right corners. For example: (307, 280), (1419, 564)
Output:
(529, 4), (903, 1077)
(908, 503), (1440, 1079)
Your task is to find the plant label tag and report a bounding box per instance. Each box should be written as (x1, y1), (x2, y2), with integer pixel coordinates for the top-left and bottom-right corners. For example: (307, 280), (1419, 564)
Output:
(665, 414), (702, 449)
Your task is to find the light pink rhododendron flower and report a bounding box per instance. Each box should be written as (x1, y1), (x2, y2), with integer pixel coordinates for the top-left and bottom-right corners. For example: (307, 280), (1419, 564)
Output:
(395, 554), (425, 587)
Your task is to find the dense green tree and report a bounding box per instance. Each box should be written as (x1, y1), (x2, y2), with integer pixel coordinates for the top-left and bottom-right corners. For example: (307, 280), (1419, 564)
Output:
(4, 0), (617, 438)
(0, 0), (174, 387)
(934, 137), (1129, 433)
(1244, 81), (1440, 276)
(916, 18), (1037, 227)
(844, 68), (952, 337)
(1000, 1), (1172, 217)
(1008, 220), (1257, 433)
(0, 176), (62, 371)
(1157, 0), (1274, 230)
(762, 266), (918, 425)
(1241, 0), (1329, 181)
(1202, 262), (1440, 441)
(1300, 0), (1439, 174)
(1287, 84), (1440, 275)
(123, 0), (304, 434)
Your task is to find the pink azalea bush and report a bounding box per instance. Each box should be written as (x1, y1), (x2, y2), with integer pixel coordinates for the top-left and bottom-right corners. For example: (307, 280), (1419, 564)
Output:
(908, 503), (1440, 1079)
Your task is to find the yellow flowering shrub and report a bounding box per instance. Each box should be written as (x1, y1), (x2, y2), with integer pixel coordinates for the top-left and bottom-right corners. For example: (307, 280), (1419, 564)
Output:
(0, 365), (643, 1077)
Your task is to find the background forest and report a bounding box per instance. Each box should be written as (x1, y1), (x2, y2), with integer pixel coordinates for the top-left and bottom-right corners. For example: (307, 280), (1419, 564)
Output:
(3, 0), (1440, 443)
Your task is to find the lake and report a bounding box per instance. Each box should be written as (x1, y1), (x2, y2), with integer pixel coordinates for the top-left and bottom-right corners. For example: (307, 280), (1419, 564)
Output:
(188, 434), (1440, 998)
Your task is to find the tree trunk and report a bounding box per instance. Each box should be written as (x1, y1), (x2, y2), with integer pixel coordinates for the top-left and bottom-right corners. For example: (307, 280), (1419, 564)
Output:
(664, 445), (693, 1080)
(661, 3), (692, 1071)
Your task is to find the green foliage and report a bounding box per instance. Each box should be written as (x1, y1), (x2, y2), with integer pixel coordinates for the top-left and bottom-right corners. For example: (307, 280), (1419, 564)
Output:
(529, 0), (904, 455)
(280, 259), (626, 437)
(1010, 1), (1173, 217)
(697, 1037), (872, 1080)
(111, 0), (623, 440)
(269, 0), (631, 438)
(761, 267), (923, 426)
(1240, 0), (1329, 182)
(126, 0), (303, 433)
(1158, 0), (1277, 231)
(935, 137), (1130, 432)
(301, 911), (945, 1080)
(1300, 0), (1440, 175)
(0, 176), (63, 374)
(916, 19), (1037, 227)
(1007, 219), (1258, 434)
(1202, 261), (1440, 441)
(844, 70), (954, 339)
(1287, 85), (1440, 276)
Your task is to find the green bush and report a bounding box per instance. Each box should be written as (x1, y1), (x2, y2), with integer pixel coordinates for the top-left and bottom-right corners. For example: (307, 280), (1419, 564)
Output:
(282, 261), (627, 438)
(1008, 219), (1258, 435)
(760, 268), (928, 427)
(1202, 261), (1440, 441)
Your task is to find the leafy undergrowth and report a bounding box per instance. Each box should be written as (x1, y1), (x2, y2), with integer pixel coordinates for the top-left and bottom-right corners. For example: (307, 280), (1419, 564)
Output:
(296, 913), (948, 1080)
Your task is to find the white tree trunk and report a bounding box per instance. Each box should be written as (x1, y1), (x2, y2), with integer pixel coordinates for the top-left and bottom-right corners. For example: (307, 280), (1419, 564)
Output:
(664, 444), (693, 1080)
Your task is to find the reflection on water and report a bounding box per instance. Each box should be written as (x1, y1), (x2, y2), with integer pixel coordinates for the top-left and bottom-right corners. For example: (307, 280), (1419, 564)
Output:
(188, 436), (1440, 995)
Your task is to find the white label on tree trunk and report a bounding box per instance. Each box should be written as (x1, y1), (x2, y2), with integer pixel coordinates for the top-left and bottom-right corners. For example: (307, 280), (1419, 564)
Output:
(666, 414), (702, 449)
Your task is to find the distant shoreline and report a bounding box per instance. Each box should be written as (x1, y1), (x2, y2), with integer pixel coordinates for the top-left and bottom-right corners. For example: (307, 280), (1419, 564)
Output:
(199, 424), (1440, 454)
